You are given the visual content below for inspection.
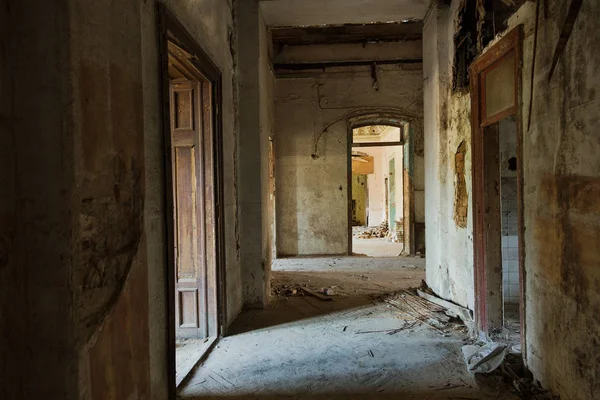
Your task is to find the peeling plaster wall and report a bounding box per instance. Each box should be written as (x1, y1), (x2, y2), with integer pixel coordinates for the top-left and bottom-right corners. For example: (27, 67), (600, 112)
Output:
(275, 60), (423, 256)
(512, 2), (600, 398)
(425, 1), (600, 398)
(424, 2), (475, 310)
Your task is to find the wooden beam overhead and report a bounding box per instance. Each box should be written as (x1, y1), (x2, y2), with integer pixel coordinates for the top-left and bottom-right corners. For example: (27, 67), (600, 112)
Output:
(271, 21), (422, 46)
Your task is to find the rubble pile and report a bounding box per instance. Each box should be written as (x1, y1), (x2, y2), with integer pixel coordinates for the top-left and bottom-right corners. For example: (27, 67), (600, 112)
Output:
(354, 221), (389, 239)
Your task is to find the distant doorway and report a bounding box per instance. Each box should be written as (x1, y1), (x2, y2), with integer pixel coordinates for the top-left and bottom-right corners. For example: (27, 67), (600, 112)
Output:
(349, 125), (405, 257)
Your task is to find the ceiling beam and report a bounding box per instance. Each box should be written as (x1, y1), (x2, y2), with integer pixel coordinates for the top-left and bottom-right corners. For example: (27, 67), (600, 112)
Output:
(271, 22), (423, 46)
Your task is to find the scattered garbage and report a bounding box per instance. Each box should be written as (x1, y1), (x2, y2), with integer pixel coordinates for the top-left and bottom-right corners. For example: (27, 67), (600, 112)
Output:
(462, 342), (509, 374)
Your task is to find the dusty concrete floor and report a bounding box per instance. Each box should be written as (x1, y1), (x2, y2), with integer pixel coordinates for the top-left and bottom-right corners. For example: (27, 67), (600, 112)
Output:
(176, 337), (217, 387)
(272, 256), (424, 272)
(272, 255), (425, 297)
(353, 237), (405, 257)
(179, 257), (519, 399)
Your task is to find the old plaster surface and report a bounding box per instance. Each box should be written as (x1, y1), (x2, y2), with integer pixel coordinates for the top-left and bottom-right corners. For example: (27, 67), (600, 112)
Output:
(275, 55), (424, 256)
(424, 1), (600, 399)
(517, 2), (600, 398)
(236, 1), (275, 308)
(423, 2), (475, 313)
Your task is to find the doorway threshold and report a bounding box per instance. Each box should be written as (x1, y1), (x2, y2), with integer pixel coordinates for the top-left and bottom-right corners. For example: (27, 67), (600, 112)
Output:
(176, 336), (218, 388)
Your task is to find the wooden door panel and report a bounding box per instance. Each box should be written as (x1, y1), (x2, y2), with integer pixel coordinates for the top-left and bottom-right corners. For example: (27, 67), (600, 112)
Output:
(170, 79), (207, 339)
(173, 89), (194, 130)
(199, 81), (219, 337)
(178, 288), (199, 328)
(174, 146), (197, 280)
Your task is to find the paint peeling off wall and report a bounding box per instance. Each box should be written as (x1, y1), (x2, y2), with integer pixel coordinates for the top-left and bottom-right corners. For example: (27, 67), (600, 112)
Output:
(453, 141), (468, 228)
(425, 1), (600, 399)
(424, 2), (475, 311)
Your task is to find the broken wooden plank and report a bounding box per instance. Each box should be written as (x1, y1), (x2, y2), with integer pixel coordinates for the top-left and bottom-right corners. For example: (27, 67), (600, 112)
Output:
(416, 290), (473, 323)
(356, 329), (397, 334)
(299, 287), (333, 301)
(527, 0), (542, 132)
(548, 0), (583, 81)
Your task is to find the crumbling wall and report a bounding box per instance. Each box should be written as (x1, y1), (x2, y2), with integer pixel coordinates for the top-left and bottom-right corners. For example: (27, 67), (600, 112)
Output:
(454, 141), (468, 228)
(425, 1), (600, 398)
(275, 59), (423, 256)
(424, 2), (475, 310)
(514, 2), (600, 398)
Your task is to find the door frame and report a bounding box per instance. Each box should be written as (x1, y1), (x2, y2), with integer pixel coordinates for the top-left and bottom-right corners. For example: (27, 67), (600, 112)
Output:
(158, 4), (226, 395)
(469, 26), (525, 351)
(347, 117), (411, 256)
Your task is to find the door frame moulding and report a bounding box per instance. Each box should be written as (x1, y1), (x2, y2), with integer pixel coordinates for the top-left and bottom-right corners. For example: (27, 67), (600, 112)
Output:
(469, 26), (526, 355)
(158, 4), (227, 395)
(346, 112), (415, 256)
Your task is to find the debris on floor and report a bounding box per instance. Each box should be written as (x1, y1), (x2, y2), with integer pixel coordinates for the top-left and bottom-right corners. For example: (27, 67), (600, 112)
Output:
(464, 350), (559, 399)
(299, 286), (334, 301)
(380, 288), (466, 335)
(352, 222), (389, 239)
(462, 342), (509, 374)
(181, 281), (522, 400)
(416, 280), (475, 334)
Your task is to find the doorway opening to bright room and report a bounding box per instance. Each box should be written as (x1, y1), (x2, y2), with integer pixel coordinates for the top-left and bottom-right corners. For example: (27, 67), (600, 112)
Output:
(350, 125), (406, 257)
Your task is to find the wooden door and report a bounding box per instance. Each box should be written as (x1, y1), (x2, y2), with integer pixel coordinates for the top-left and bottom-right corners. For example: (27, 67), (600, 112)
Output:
(170, 79), (207, 339)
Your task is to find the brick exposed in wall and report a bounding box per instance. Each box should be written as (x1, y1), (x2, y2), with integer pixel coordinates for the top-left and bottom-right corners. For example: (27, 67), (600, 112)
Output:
(454, 141), (468, 228)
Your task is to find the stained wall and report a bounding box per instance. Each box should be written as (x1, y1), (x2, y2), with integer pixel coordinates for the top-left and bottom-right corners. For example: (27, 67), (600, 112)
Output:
(275, 47), (424, 256)
(424, 1), (600, 398)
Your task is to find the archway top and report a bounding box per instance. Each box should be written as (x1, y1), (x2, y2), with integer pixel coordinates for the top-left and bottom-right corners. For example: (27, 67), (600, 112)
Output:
(349, 113), (409, 130)
(313, 107), (421, 159)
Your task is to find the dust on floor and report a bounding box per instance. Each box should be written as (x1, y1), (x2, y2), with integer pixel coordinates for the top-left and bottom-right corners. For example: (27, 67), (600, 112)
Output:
(179, 258), (519, 399)
(179, 299), (518, 399)
(352, 237), (405, 257)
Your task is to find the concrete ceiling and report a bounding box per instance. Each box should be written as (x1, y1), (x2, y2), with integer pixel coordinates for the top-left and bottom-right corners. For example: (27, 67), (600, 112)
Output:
(260, 0), (431, 27)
